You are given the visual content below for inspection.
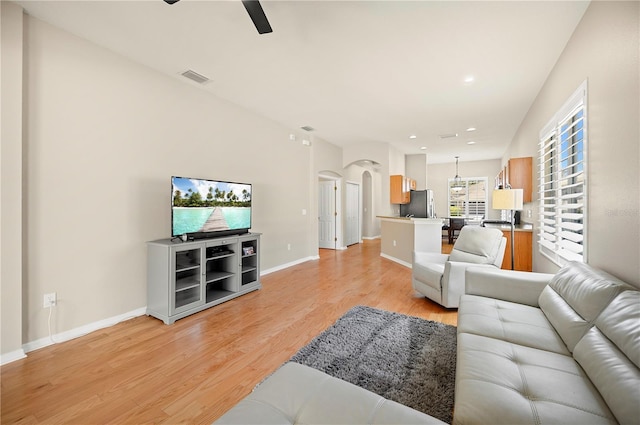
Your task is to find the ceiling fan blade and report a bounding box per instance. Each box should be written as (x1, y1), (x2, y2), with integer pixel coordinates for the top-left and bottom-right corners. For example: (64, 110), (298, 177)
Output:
(241, 0), (273, 34)
(163, 0), (272, 34)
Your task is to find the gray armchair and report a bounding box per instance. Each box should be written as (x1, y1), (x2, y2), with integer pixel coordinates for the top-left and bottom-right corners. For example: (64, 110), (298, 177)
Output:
(412, 226), (506, 308)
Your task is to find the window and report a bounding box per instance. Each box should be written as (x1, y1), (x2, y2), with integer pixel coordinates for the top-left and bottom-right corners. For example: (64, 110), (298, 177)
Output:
(448, 177), (488, 218)
(538, 81), (587, 265)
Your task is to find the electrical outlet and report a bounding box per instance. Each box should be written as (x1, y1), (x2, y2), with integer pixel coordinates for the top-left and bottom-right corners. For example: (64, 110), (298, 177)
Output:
(393, 240), (397, 247)
(43, 292), (57, 308)
(287, 243), (291, 251)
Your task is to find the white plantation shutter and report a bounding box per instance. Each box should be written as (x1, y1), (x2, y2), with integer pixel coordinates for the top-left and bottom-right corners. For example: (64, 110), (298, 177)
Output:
(448, 178), (488, 218)
(538, 81), (587, 265)
(467, 179), (487, 216)
(539, 132), (557, 254)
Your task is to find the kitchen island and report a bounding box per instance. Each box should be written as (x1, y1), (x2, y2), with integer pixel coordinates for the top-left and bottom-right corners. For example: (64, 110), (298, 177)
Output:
(377, 216), (444, 267)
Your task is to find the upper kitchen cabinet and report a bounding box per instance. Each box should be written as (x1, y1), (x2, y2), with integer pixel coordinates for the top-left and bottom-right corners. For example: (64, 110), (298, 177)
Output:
(507, 157), (533, 203)
(390, 175), (412, 204)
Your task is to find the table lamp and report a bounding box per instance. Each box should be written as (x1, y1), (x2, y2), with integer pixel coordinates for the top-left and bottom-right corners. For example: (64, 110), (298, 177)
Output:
(492, 188), (524, 270)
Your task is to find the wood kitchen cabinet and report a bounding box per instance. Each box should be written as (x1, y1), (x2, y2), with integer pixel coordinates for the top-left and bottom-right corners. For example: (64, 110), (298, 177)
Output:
(484, 223), (533, 271)
(507, 157), (533, 203)
(501, 228), (533, 272)
(390, 175), (411, 204)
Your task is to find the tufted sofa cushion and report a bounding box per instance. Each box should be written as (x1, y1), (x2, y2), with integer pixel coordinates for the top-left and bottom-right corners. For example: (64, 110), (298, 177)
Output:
(573, 290), (640, 424)
(538, 262), (634, 352)
(457, 295), (569, 355)
(454, 332), (617, 425)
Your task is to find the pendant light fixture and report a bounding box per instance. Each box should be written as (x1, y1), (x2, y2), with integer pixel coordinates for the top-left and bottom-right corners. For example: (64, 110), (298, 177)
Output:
(453, 156), (462, 186)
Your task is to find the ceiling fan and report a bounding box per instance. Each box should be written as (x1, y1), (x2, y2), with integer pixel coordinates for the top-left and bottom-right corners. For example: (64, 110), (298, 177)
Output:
(163, 0), (273, 34)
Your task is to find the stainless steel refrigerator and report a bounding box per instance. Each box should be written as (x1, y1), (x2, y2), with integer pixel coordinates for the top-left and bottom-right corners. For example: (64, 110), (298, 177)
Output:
(400, 189), (435, 218)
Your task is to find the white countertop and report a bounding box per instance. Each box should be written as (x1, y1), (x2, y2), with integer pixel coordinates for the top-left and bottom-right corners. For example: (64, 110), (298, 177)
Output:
(377, 216), (443, 224)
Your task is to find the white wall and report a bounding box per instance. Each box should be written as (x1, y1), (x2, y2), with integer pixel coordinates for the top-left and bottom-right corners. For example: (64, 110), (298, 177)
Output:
(504, 1), (639, 286)
(13, 14), (325, 347)
(343, 141), (397, 219)
(343, 141), (389, 169)
(1, 1), (26, 363)
(361, 171), (375, 238)
(406, 154), (427, 190)
(313, 141), (384, 248)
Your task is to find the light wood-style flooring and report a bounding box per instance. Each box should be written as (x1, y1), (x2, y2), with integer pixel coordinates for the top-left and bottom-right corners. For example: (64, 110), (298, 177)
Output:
(1, 239), (457, 424)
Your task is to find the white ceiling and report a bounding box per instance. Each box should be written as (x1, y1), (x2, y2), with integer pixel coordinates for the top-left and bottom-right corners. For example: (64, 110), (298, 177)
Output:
(16, 0), (590, 164)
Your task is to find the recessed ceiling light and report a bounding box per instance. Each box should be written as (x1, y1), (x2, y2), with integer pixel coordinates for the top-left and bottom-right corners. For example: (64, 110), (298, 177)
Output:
(463, 75), (475, 84)
(466, 127), (476, 132)
(467, 141), (476, 145)
(409, 135), (417, 139)
(420, 146), (427, 150)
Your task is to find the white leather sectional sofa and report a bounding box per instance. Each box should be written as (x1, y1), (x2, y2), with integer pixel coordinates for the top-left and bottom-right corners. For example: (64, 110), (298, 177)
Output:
(215, 261), (639, 424)
(456, 262), (639, 424)
(215, 361), (446, 424)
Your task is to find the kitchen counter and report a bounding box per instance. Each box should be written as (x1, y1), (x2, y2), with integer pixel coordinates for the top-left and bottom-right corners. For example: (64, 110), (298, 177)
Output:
(483, 222), (534, 232)
(378, 216), (444, 224)
(377, 216), (444, 267)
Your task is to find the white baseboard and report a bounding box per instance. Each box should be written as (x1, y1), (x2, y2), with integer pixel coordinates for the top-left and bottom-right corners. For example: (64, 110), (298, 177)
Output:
(380, 253), (412, 269)
(0, 348), (27, 366)
(261, 256), (319, 276)
(362, 235), (381, 240)
(21, 307), (147, 356)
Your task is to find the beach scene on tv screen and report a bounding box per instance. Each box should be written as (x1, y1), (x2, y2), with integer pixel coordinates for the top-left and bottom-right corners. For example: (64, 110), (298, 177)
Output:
(172, 177), (251, 235)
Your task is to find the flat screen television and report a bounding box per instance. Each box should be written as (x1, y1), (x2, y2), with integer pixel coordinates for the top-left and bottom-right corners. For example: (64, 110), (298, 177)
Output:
(171, 176), (252, 240)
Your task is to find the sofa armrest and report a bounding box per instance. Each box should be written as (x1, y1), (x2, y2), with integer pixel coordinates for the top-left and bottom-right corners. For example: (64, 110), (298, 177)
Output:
(413, 251), (449, 265)
(440, 262), (496, 308)
(215, 362), (447, 424)
(465, 267), (554, 307)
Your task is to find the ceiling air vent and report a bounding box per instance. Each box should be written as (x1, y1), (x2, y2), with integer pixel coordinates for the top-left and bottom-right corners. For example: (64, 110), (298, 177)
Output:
(301, 125), (315, 132)
(181, 69), (210, 84)
(439, 133), (459, 139)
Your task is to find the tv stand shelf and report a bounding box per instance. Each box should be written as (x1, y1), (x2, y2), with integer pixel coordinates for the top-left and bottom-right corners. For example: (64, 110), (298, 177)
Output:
(206, 270), (235, 283)
(146, 233), (261, 324)
(176, 279), (199, 291)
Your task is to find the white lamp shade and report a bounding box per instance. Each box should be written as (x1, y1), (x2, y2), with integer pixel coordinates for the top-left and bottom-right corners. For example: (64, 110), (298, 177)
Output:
(492, 189), (524, 210)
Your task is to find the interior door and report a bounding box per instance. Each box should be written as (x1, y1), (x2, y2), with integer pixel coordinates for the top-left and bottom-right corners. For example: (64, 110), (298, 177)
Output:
(318, 180), (336, 249)
(345, 182), (360, 246)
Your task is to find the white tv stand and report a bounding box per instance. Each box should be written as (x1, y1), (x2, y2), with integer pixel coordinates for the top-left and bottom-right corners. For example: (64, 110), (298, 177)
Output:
(146, 232), (261, 324)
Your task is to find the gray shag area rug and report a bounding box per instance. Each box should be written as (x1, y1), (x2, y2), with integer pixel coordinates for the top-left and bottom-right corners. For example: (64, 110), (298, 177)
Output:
(289, 305), (457, 424)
